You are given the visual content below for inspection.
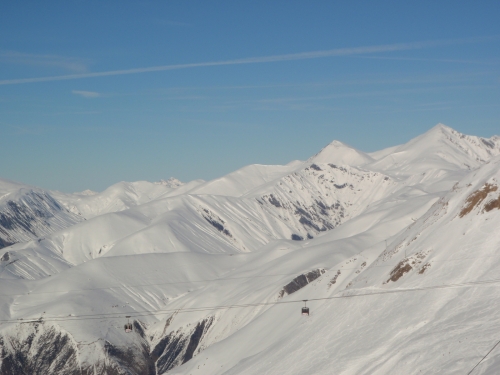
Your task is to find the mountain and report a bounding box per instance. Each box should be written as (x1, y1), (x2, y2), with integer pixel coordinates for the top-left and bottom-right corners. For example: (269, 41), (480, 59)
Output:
(0, 124), (499, 375)
(52, 178), (204, 219)
(368, 123), (500, 175)
(0, 179), (83, 250)
(193, 152), (500, 375)
(4, 161), (396, 268)
(309, 139), (374, 166)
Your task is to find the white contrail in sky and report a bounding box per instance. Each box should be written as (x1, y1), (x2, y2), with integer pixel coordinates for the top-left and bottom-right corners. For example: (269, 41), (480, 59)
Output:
(0, 37), (494, 86)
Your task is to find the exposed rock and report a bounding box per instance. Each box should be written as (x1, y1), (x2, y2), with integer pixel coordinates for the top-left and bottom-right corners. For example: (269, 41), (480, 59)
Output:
(200, 208), (233, 238)
(278, 269), (326, 298)
(152, 316), (215, 374)
(387, 261), (413, 283)
(0, 317), (216, 375)
(0, 323), (80, 375)
(267, 194), (282, 208)
(0, 239), (12, 250)
(459, 183), (498, 217)
(387, 250), (431, 283)
(155, 177), (184, 188)
(484, 195), (500, 212)
(328, 270), (341, 287)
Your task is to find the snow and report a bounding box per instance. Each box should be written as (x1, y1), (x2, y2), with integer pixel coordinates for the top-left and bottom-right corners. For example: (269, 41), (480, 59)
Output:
(0, 124), (500, 374)
(52, 178), (204, 219)
(188, 163), (301, 197)
(309, 140), (374, 166)
(368, 124), (500, 176)
(0, 180), (83, 247)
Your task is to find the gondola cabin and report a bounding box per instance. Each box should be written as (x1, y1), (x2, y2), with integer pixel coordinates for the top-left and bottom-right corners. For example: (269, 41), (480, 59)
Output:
(124, 316), (133, 332)
(302, 300), (309, 316)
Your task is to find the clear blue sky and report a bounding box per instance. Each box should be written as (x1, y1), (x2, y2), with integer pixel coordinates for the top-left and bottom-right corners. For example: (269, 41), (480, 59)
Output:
(1, 1), (499, 192)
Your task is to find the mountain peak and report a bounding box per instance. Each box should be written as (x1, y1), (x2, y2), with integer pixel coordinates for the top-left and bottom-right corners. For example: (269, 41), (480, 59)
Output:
(155, 177), (184, 188)
(369, 124), (500, 174)
(422, 124), (500, 153)
(75, 189), (98, 196)
(432, 123), (452, 131)
(308, 139), (374, 166)
(419, 123), (457, 140)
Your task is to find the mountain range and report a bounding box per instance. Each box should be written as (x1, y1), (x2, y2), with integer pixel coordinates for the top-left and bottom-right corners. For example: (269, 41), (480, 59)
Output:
(1, 123), (500, 374)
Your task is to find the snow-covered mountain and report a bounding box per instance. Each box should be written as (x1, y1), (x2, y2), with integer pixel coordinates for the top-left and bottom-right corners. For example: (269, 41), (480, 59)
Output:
(0, 179), (83, 249)
(368, 123), (500, 174)
(1, 124), (500, 375)
(52, 178), (205, 219)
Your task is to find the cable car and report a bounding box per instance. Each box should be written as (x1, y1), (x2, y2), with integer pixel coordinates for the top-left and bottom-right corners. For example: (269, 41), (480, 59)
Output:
(124, 316), (133, 333)
(302, 300), (309, 316)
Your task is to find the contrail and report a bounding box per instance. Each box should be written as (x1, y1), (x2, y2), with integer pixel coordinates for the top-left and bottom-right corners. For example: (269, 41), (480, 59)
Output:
(0, 37), (495, 86)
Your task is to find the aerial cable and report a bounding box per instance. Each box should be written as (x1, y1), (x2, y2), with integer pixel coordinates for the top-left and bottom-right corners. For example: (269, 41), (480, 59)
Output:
(5, 276), (500, 325)
(466, 339), (500, 374)
(2, 251), (495, 299)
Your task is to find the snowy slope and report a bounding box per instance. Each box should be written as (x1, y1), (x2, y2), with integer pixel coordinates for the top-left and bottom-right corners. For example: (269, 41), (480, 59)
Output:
(188, 163), (302, 197)
(178, 153), (500, 375)
(52, 178), (205, 219)
(0, 124), (499, 375)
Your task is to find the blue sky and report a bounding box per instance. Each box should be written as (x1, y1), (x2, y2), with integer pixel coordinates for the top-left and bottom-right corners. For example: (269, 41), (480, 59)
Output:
(1, 1), (499, 192)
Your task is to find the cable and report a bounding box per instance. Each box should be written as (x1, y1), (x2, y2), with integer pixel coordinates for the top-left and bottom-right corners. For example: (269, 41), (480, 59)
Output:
(466, 339), (500, 374)
(5, 276), (500, 325)
(0, 254), (484, 299)
(1, 251), (497, 299)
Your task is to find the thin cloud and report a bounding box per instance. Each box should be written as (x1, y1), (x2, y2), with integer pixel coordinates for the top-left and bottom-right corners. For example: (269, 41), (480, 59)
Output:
(72, 90), (100, 98)
(226, 84), (493, 106)
(145, 72), (491, 93)
(0, 36), (496, 86)
(357, 55), (500, 65)
(0, 50), (89, 73)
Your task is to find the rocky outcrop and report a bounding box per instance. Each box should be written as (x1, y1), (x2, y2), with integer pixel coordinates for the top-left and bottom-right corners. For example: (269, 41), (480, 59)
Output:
(0, 238), (13, 250)
(278, 268), (326, 299)
(0, 316), (216, 375)
(152, 316), (215, 374)
(0, 323), (80, 375)
(256, 163), (392, 240)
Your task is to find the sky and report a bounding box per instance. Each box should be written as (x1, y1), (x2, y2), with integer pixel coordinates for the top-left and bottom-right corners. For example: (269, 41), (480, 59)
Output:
(0, 1), (499, 192)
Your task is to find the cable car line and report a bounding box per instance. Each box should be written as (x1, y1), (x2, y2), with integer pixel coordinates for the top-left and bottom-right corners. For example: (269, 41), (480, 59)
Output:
(2, 251), (496, 299)
(5, 276), (500, 325)
(466, 338), (500, 374)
